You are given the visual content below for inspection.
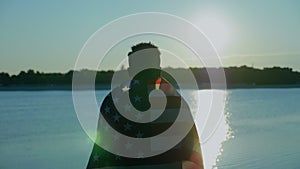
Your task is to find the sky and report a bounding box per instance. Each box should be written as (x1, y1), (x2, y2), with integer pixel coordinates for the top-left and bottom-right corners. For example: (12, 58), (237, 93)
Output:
(0, 0), (300, 74)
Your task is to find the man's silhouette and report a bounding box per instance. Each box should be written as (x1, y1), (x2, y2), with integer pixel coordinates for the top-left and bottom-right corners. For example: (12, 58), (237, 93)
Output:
(87, 42), (204, 169)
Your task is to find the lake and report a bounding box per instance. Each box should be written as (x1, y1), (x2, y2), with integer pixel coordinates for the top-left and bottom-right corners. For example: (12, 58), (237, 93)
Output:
(0, 89), (299, 168)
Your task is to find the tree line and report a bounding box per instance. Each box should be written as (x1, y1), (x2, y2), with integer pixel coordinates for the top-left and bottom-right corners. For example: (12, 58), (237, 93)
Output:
(0, 66), (300, 89)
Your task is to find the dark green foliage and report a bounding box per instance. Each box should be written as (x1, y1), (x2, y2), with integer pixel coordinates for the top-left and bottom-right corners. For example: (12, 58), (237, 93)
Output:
(0, 66), (299, 88)
(224, 66), (300, 86)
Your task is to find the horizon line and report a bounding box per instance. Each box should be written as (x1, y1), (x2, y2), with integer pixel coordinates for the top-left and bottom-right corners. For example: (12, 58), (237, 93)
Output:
(1, 65), (299, 76)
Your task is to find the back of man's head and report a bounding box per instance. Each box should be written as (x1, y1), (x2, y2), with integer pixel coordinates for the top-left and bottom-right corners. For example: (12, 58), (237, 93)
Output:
(127, 42), (161, 78)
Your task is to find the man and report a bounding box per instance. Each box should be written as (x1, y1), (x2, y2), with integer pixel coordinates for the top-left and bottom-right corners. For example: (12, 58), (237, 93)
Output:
(87, 42), (203, 169)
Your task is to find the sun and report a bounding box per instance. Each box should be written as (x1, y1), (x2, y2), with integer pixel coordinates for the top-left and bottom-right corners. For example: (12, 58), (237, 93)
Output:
(190, 11), (232, 54)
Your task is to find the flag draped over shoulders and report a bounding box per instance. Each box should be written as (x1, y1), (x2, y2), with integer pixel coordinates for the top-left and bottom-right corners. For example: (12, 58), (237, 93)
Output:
(86, 78), (203, 169)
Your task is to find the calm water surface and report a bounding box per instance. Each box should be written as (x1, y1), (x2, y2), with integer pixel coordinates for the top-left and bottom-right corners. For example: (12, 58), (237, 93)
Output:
(0, 89), (299, 169)
(217, 89), (300, 169)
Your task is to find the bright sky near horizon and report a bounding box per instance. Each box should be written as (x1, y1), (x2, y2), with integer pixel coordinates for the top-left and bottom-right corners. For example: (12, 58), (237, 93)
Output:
(0, 0), (300, 74)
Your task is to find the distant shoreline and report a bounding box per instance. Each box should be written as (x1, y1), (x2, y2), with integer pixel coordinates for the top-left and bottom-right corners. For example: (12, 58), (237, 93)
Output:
(1, 84), (300, 91)
(2, 66), (300, 91)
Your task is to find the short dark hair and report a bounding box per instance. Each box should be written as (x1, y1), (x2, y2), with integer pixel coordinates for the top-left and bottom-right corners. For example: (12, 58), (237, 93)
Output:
(127, 42), (160, 56)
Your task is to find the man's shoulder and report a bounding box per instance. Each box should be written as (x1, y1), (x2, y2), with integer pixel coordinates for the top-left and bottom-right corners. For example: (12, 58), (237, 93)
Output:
(100, 84), (128, 110)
